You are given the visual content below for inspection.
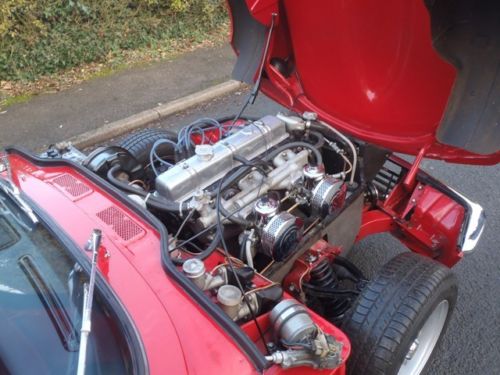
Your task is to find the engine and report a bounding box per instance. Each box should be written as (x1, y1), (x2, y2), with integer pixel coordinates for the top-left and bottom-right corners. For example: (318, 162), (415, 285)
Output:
(74, 112), (357, 272)
(149, 114), (351, 267)
(59, 111), (364, 371)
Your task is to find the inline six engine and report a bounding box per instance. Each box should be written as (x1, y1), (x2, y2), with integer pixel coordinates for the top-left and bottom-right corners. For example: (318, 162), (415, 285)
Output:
(149, 114), (353, 266)
(74, 112), (360, 273)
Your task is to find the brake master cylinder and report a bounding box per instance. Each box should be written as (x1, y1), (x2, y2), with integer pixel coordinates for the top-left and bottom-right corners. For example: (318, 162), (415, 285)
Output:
(266, 300), (343, 369)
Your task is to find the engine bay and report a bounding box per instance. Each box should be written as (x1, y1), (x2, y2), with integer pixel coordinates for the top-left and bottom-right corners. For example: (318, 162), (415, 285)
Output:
(26, 102), (483, 373)
(43, 112), (379, 370)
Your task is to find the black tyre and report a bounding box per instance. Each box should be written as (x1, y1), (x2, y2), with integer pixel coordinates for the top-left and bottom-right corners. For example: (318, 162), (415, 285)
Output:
(118, 128), (177, 165)
(342, 252), (457, 375)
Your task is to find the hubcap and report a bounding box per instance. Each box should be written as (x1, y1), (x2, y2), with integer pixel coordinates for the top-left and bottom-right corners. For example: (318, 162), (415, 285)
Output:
(398, 300), (449, 375)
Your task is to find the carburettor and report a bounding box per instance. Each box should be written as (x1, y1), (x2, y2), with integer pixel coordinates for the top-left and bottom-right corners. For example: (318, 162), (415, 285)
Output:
(303, 164), (347, 218)
(250, 164), (347, 263)
(254, 196), (303, 262)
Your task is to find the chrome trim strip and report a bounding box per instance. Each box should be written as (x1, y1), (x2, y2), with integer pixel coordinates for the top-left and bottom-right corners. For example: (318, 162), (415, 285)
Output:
(447, 187), (486, 253)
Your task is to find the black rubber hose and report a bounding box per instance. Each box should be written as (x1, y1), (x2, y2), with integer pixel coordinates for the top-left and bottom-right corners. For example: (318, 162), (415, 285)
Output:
(218, 141), (322, 195)
(232, 154), (271, 169)
(171, 231), (221, 266)
(239, 233), (250, 262)
(219, 204), (250, 227)
(306, 130), (325, 149)
(218, 165), (254, 193)
(309, 123), (349, 148)
(216, 115), (259, 123)
(106, 165), (191, 214)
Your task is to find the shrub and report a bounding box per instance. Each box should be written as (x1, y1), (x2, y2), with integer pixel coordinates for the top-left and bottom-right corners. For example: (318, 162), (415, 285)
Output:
(0, 0), (226, 81)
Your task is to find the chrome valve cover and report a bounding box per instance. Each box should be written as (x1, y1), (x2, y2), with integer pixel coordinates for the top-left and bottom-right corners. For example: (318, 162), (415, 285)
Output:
(155, 115), (289, 202)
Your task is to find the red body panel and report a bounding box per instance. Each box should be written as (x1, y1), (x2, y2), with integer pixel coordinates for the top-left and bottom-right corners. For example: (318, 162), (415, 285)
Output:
(233, 0), (500, 164)
(6, 154), (351, 375)
(356, 157), (466, 267)
(8, 155), (259, 375)
(2, 140), (470, 372)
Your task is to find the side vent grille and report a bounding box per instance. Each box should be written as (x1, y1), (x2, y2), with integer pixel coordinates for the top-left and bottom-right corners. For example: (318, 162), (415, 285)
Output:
(372, 161), (404, 200)
(96, 206), (145, 242)
(52, 174), (92, 200)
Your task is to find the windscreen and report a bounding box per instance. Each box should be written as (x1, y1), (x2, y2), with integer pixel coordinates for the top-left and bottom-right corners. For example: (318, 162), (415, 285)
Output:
(0, 189), (136, 374)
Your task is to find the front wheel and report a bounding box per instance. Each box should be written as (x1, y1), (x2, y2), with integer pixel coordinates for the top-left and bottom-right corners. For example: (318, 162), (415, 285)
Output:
(342, 252), (457, 375)
(118, 128), (177, 165)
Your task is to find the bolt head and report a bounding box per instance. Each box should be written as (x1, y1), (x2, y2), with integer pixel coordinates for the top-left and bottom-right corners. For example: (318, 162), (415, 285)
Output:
(266, 342), (277, 351)
(305, 253), (318, 263)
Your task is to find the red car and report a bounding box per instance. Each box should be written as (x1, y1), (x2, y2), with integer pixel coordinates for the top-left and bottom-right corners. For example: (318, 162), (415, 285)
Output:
(1, 1), (498, 374)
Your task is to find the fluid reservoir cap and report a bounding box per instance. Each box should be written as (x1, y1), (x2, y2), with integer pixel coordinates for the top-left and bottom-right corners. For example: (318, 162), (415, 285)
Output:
(195, 144), (214, 161)
(217, 285), (242, 307)
(302, 111), (318, 121)
(303, 163), (325, 181)
(254, 196), (279, 219)
(182, 258), (206, 279)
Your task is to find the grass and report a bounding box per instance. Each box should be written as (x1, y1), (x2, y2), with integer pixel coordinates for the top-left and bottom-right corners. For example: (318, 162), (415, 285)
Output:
(0, 92), (33, 109)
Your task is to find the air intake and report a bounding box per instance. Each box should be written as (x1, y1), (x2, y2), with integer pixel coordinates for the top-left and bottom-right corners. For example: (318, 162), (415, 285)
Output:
(96, 206), (144, 242)
(51, 173), (92, 200)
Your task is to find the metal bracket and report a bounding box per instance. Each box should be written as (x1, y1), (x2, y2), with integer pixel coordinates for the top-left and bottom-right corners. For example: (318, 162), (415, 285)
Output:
(403, 146), (429, 191)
